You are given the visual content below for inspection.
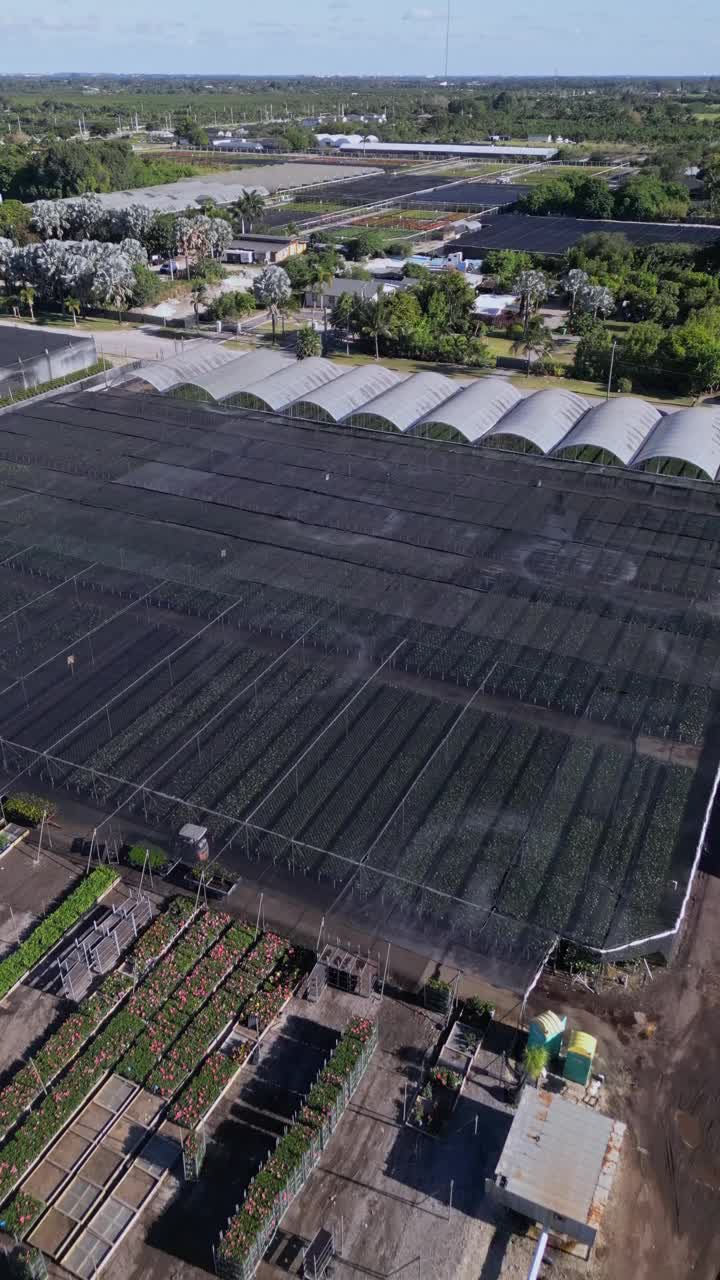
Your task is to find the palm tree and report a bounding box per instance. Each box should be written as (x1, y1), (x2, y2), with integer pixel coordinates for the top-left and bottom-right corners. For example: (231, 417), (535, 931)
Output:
(309, 262), (333, 323)
(363, 292), (390, 360)
(235, 191), (266, 235)
(191, 282), (208, 324)
(65, 297), (81, 326)
(514, 268), (548, 336)
(19, 285), (35, 321)
(511, 316), (555, 376)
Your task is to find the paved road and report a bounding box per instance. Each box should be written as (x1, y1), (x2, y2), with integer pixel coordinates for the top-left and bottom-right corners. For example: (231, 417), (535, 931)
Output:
(0, 319), (206, 363)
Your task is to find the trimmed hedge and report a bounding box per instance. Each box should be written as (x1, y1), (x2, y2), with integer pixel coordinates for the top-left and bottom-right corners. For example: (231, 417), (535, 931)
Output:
(0, 359), (111, 409)
(0, 867), (118, 1000)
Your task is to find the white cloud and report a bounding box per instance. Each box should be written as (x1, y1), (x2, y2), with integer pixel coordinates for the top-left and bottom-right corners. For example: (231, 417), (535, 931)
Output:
(402, 6), (445, 19)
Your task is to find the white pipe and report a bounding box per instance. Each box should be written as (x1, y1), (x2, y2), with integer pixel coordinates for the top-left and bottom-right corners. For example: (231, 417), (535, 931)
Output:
(527, 1230), (549, 1280)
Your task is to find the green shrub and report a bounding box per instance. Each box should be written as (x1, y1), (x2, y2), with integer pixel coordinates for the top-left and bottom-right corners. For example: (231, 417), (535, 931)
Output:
(463, 996), (495, 1026)
(617, 375), (633, 393)
(0, 867), (118, 999)
(127, 843), (168, 870)
(0, 360), (110, 409)
(4, 792), (54, 825)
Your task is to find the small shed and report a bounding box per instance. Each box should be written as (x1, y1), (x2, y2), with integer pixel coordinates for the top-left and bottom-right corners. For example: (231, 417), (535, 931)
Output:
(487, 1087), (625, 1249)
(225, 235), (306, 264)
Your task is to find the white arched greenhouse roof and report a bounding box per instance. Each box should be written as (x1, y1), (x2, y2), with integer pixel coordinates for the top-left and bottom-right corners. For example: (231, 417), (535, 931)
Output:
(346, 371), (462, 433)
(412, 376), (523, 443)
(483, 388), (590, 454)
(136, 342), (238, 392)
(184, 349), (294, 401)
(552, 396), (662, 466)
(630, 406), (720, 478)
(239, 357), (344, 411)
(290, 364), (408, 422)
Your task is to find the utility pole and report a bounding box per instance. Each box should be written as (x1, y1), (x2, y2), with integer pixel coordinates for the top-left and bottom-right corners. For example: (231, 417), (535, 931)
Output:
(606, 339), (617, 400)
(444, 0), (452, 78)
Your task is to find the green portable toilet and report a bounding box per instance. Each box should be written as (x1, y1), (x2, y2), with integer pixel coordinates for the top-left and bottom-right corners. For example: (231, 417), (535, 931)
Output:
(528, 1010), (566, 1058)
(563, 1030), (597, 1085)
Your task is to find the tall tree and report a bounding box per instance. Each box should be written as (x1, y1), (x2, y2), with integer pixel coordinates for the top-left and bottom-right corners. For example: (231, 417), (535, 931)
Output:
(511, 316), (555, 375)
(295, 325), (322, 359)
(253, 265), (292, 344)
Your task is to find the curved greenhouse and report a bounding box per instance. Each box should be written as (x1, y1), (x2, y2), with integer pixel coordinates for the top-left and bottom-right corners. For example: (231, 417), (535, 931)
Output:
(411, 376), (523, 444)
(346, 371), (462, 434)
(227, 357), (343, 412)
(481, 388), (590, 455)
(630, 406), (720, 479)
(553, 396), (662, 467)
(288, 365), (407, 424)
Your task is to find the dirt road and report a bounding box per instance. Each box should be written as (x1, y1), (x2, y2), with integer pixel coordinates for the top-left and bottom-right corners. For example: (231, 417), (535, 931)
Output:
(529, 869), (720, 1280)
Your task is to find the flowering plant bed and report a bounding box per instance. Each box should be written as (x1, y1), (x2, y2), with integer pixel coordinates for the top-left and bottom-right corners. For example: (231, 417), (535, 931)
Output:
(411, 1067), (462, 1136)
(217, 1018), (377, 1278)
(170, 1043), (251, 1129)
(130, 896), (195, 971)
(120, 912), (233, 1082)
(0, 867), (118, 1001)
(0, 1007), (144, 1200)
(168, 947), (306, 1125)
(0, 972), (131, 1143)
(0, 900), (204, 1203)
(0, 1189), (44, 1239)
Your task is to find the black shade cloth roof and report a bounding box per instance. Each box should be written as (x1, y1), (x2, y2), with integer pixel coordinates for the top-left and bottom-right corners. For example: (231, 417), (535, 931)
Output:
(446, 212), (720, 255)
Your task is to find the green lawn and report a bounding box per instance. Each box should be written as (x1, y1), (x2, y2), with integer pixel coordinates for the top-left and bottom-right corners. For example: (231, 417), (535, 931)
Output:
(2, 314), (129, 332)
(517, 164), (615, 186)
(509, 371), (694, 405)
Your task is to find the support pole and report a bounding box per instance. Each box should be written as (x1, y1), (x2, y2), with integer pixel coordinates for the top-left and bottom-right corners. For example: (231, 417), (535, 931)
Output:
(380, 943), (390, 999)
(527, 1230), (549, 1280)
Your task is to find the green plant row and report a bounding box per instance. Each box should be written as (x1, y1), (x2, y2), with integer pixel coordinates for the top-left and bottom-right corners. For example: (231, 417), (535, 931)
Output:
(3, 793), (54, 825)
(147, 932), (295, 1098)
(0, 359), (111, 409)
(0, 897), (199, 1206)
(218, 1016), (375, 1266)
(127, 843), (168, 870)
(0, 900), (196, 1145)
(0, 867), (118, 1001)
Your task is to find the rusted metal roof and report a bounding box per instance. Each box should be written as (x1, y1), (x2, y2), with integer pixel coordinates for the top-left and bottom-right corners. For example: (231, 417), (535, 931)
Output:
(493, 1087), (625, 1235)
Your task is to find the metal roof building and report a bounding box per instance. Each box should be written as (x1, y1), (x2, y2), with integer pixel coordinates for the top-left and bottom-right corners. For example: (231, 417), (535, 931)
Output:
(412, 376), (523, 443)
(487, 1087), (626, 1248)
(482, 388), (590, 454)
(288, 364), (407, 423)
(327, 140), (558, 160)
(630, 406), (720, 479)
(553, 396), (662, 466)
(346, 371), (462, 433)
(233, 357), (344, 412)
(49, 163), (377, 214)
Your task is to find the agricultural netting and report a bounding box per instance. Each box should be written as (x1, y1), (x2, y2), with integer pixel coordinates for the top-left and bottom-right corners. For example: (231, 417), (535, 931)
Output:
(0, 390), (717, 965)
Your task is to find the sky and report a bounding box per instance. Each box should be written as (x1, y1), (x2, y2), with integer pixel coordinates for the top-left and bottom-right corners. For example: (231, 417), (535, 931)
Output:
(0, 0), (718, 77)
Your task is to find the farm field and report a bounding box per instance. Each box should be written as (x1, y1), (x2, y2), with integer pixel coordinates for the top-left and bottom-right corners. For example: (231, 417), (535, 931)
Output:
(446, 211), (720, 256)
(293, 173), (528, 209)
(0, 391), (714, 981)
